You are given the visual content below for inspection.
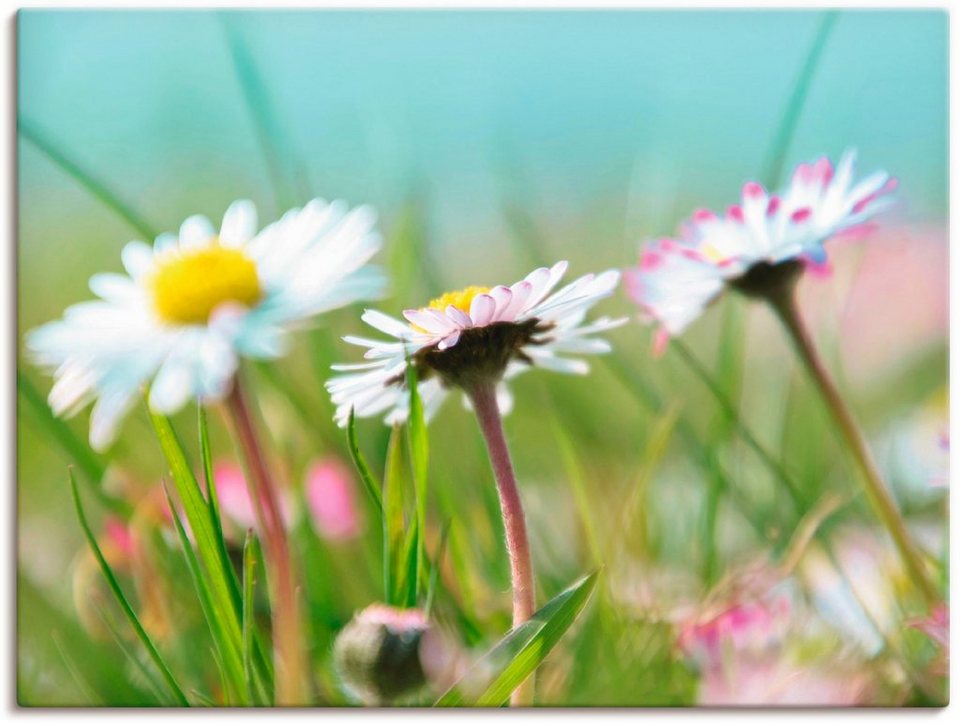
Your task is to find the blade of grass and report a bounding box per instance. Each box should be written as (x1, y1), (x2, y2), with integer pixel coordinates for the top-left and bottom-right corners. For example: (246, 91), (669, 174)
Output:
(406, 365), (429, 598)
(51, 630), (102, 705)
(549, 415), (602, 567)
(242, 531), (270, 706)
(382, 425), (408, 605)
(19, 120), (158, 239)
(346, 408), (384, 514)
(95, 607), (172, 705)
(149, 411), (245, 667)
(424, 521), (451, 618)
(159, 479), (247, 705)
(436, 571), (599, 707)
(69, 469), (189, 706)
(220, 14), (299, 211)
(760, 11), (840, 187)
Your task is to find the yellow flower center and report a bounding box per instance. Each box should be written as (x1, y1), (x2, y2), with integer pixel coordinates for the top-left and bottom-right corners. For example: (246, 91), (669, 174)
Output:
(425, 286), (491, 315)
(150, 242), (262, 325)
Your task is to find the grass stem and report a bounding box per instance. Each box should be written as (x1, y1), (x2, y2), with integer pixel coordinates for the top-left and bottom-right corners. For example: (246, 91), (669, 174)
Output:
(766, 289), (940, 608)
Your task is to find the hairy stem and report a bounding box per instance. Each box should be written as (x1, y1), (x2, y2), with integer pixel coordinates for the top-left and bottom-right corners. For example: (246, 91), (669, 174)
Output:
(226, 378), (307, 705)
(767, 290), (940, 608)
(468, 381), (536, 706)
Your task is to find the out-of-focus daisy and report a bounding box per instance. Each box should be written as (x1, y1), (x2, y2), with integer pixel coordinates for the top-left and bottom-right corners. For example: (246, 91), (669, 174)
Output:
(27, 198), (384, 450)
(625, 150), (896, 340)
(326, 261), (624, 426)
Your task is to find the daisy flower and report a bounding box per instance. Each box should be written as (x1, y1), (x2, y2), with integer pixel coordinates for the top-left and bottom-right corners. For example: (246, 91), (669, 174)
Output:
(625, 150), (897, 340)
(624, 151), (941, 610)
(327, 260), (622, 706)
(326, 261), (625, 427)
(26, 198), (384, 450)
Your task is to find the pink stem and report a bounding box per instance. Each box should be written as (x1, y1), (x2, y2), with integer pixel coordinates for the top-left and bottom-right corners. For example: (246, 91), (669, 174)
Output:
(468, 381), (536, 706)
(226, 378), (307, 705)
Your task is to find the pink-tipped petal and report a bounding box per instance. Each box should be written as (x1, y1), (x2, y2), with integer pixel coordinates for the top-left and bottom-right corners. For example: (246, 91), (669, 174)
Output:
(652, 327), (670, 358)
(468, 293), (496, 326)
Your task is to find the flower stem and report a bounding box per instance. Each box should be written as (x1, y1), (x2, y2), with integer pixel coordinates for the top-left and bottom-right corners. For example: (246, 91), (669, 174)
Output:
(226, 377), (307, 705)
(766, 289), (940, 608)
(468, 381), (536, 707)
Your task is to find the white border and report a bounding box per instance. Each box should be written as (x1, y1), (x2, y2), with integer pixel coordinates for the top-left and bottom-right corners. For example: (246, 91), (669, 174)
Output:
(3, 1), (954, 720)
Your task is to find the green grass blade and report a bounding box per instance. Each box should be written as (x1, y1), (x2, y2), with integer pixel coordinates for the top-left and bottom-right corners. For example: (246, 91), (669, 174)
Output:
(149, 411), (245, 657)
(550, 416), (602, 567)
(436, 571), (599, 707)
(198, 406), (244, 609)
(159, 480), (247, 705)
(19, 120), (158, 239)
(69, 469), (189, 706)
(406, 365), (429, 598)
(346, 408), (384, 514)
(220, 14), (300, 210)
(424, 521), (451, 618)
(382, 425), (408, 605)
(760, 11), (840, 187)
(242, 531), (270, 705)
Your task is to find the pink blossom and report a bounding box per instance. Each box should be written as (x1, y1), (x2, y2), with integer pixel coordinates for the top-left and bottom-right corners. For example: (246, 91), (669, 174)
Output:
(304, 457), (362, 542)
(213, 460), (294, 533)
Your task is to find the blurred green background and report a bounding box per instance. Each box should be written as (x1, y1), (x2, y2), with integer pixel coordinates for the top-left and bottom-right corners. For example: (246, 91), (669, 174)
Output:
(17, 9), (948, 706)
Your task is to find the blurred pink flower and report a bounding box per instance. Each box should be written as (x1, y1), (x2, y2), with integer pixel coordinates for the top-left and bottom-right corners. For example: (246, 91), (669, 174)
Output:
(213, 460), (294, 533)
(699, 658), (869, 706)
(908, 603), (949, 677)
(677, 597), (789, 670)
(103, 516), (136, 561)
(304, 457), (363, 542)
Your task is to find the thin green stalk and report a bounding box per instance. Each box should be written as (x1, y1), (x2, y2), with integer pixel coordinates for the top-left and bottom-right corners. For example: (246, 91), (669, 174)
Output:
(69, 470), (189, 706)
(767, 290), (940, 608)
(220, 14), (301, 210)
(760, 11), (840, 187)
(19, 120), (158, 239)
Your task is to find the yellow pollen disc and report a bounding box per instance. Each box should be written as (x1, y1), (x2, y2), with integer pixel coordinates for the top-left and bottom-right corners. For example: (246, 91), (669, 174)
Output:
(426, 286), (491, 315)
(150, 242), (262, 325)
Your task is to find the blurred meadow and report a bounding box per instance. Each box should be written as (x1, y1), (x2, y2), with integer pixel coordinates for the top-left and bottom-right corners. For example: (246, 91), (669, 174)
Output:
(17, 9), (948, 706)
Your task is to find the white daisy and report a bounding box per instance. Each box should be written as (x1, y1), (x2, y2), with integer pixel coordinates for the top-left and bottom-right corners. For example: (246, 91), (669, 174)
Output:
(326, 261), (625, 426)
(625, 150), (897, 338)
(27, 198), (384, 450)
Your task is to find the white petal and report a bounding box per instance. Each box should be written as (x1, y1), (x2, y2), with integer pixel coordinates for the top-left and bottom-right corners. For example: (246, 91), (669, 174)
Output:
(121, 241), (154, 280)
(219, 200), (258, 248)
(469, 293), (496, 326)
(403, 309), (455, 335)
(179, 214), (215, 249)
(149, 357), (195, 414)
(362, 309), (412, 339)
(437, 330), (461, 350)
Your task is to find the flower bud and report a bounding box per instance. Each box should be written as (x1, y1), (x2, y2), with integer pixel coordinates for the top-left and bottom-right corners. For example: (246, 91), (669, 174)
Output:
(333, 604), (433, 705)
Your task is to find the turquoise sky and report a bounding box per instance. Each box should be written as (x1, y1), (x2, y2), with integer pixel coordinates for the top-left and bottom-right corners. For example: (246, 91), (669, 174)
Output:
(18, 10), (947, 287)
